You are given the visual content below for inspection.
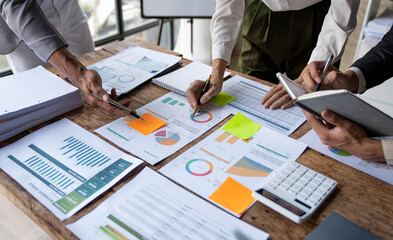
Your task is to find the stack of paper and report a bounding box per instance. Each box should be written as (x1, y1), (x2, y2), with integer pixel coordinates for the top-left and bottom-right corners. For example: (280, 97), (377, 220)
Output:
(0, 66), (83, 142)
(362, 9), (393, 45)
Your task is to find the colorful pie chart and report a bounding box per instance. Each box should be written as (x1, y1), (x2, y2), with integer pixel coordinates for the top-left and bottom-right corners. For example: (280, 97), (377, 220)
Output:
(190, 112), (213, 123)
(328, 146), (352, 156)
(185, 159), (213, 176)
(155, 130), (180, 146)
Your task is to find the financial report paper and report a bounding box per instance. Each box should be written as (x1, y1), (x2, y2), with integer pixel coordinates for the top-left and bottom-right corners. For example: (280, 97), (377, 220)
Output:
(96, 92), (231, 165)
(88, 46), (181, 95)
(300, 130), (393, 185)
(221, 75), (306, 136)
(160, 124), (307, 216)
(67, 167), (269, 240)
(0, 119), (142, 221)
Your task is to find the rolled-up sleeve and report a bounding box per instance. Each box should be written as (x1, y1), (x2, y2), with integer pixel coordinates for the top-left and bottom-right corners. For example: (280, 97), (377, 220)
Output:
(0, 0), (67, 62)
(211, 0), (244, 64)
(308, 0), (359, 64)
(381, 138), (393, 166)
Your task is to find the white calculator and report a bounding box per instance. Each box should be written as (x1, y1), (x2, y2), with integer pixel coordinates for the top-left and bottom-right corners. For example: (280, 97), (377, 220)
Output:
(252, 162), (337, 224)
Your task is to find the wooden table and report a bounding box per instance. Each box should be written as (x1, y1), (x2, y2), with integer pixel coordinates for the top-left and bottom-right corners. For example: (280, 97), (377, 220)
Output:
(1, 38), (392, 240)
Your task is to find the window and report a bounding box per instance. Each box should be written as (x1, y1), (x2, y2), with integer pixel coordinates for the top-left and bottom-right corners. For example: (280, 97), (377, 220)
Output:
(0, 0), (177, 76)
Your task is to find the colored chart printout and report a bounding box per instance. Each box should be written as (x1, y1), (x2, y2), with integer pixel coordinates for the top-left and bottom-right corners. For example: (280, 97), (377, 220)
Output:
(96, 92), (231, 165)
(221, 75), (306, 136)
(0, 119), (142, 220)
(88, 46), (180, 95)
(67, 168), (269, 240)
(160, 125), (307, 216)
(299, 130), (393, 185)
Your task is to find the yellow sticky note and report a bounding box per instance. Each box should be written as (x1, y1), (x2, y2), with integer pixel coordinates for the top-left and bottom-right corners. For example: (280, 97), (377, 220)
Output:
(222, 112), (261, 139)
(209, 177), (255, 215)
(127, 113), (166, 135)
(209, 92), (237, 106)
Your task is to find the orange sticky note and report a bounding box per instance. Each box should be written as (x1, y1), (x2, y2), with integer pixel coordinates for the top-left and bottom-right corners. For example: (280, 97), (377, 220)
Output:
(209, 177), (255, 215)
(127, 113), (166, 135)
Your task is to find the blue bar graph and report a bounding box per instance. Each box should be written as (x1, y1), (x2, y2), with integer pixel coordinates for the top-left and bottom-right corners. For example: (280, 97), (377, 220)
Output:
(23, 155), (80, 191)
(61, 136), (112, 168)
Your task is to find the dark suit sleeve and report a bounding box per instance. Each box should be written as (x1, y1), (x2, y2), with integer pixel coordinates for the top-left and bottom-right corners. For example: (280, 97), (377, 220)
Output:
(351, 25), (393, 90)
(0, 0), (67, 62)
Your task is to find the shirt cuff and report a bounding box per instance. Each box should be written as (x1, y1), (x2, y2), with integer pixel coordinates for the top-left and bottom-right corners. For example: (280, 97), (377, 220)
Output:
(347, 67), (366, 93)
(308, 49), (331, 64)
(381, 138), (393, 166)
(212, 44), (232, 65)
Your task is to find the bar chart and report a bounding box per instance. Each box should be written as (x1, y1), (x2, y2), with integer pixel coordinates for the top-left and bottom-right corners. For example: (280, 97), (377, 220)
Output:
(61, 136), (112, 168)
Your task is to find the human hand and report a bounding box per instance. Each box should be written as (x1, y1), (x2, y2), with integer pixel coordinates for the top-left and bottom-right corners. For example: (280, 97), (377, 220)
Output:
(261, 63), (309, 109)
(48, 47), (132, 117)
(186, 75), (223, 110)
(186, 58), (227, 110)
(301, 61), (359, 93)
(70, 70), (132, 117)
(304, 110), (384, 162)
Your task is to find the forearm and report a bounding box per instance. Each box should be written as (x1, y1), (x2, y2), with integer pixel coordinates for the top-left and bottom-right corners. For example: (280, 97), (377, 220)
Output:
(211, 58), (228, 83)
(48, 47), (86, 84)
(355, 138), (385, 163)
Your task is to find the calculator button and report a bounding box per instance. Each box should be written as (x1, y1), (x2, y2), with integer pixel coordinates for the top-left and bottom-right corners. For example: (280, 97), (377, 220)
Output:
(293, 166), (307, 177)
(292, 183), (303, 192)
(324, 178), (335, 185)
(297, 178), (308, 185)
(271, 178), (281, 186)
(289, 188), (297, 195)
(286, 164), (297, 172)
(267, 183), (277, 190)
(298, 192), (308, 200)
(310, 193), (322, 202)
(301, 188), (312, 196)
(311, 178), (322, 186)
(315, 174), (326, 181)
(315, 188), (325, 196)
(275, 175), (285, 182)
(289, 162), (299, 169)
(306, 170), (317, 178)
(320, 182), (332, 190)
(288, 174), (298, 182)
(302, 173), (313, 181)
(305, 183), (317, 192)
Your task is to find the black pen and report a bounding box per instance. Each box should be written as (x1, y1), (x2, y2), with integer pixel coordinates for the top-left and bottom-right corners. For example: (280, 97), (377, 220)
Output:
(93, 92), (143, 120)
(314, 53), (334, 92)
(107, 98), (144, 120)
(192, 75), (211, 117)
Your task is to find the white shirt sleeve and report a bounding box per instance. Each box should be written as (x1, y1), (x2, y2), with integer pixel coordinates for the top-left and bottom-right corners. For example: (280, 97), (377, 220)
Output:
(308, 0), (360, 64)
(381, 138), (393, 166)
(211, 0), (245, 64)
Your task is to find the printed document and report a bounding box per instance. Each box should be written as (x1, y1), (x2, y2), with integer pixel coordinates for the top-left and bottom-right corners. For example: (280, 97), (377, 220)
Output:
(96, 92), (231, 165)
(221, 75), (306, 136)
(299, 130), (393, 185)
(0, 119), (142, 220)
(160, 125), (307, 216)
(67, 167), (269, 240)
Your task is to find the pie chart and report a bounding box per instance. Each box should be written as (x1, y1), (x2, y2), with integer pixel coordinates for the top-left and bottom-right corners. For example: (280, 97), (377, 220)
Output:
(328, 146), (352, 156)
(155, 130), (180, 146)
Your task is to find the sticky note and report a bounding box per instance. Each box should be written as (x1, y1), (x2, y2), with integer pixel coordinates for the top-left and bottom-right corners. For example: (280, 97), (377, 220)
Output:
(222, 112), (261, 139)
(127, 113), (166, 135)
(209, 177), (255, 215)
(209, 92), (237, 106)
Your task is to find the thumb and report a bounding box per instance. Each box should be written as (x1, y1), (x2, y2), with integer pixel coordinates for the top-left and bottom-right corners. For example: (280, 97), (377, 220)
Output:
(92, 85), (109, 102)
(200, 87), (219, 104)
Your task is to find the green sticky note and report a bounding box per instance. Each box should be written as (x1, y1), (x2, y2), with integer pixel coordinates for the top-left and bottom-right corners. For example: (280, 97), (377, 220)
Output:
(209, 92), (237, 106)
(222, 112), (261, 139)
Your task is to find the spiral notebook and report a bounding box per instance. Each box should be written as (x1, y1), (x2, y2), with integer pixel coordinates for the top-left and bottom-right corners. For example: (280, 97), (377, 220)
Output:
(152, 61), (231, 96)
